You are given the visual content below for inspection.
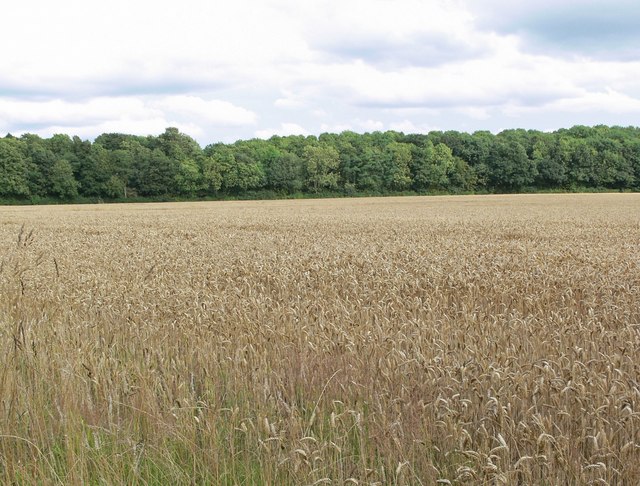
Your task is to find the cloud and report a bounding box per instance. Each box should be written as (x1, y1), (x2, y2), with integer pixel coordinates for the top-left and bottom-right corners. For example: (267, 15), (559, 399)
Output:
(388, 120), (441, 133)
(467, 0), (640, 59)
(2, 0), (640, 143)
(152, 96), (257, 126)
(0, 98), (153, 128)
(274, 91), (307, 109)
(297, 0), (484, 67)
(320, 123), (354, 133)
(356, 119), (385, 132)
(301, 54), (579, 110)
(455, 107), (491, 120)
(0, 0), (314, 97)
(27, 119), (188, 142)
(0, 96), (257, 141)
(255, 123), (309, 139)
(503, 89), (640, 116)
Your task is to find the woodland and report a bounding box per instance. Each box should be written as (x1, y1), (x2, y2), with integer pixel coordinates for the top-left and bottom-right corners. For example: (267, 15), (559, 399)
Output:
(1, 125), (638, 203)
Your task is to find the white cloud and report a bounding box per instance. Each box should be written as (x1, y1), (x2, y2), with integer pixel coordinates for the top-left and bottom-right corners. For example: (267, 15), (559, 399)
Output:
(0, 95), (256, 140)
(0, 98), (154, 127)
(2, 0), (640, 143)
(32, 119), (186, 141)
(255, 123), (309, 139)
(503, 89), (640, 116)
(455, 107), (491, 120)
(320, 123), (354, 133)
(388, 120), (441, 133)
(357, 119), (385, 132)
(295, 0), (481, 67)
(274, 91), (307, 109)
(152, 96), (257, 125)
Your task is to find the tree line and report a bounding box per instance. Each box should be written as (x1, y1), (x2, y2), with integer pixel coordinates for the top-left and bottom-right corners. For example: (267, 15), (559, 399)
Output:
(1, 125), (639, 202)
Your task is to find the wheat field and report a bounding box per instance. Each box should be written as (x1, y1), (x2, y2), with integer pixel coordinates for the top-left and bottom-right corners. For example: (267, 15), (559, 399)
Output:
(0, 194), (639, 485)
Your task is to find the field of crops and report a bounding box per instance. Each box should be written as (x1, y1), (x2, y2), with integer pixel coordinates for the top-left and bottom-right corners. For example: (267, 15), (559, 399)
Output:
(0, 194), (639, 485)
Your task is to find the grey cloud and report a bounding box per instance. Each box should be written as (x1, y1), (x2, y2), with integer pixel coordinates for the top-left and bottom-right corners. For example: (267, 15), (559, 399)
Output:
(471, 1), (640, 59)
(0, 60), (235, 99)
(94, 80), (226, 98)
(351, 87), (574, 111)
(1, 80), (231, 100)
(313, 33), (488, 69)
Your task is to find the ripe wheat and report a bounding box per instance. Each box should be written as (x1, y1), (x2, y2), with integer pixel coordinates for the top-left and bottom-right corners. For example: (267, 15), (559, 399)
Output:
(0, 194), (638, 485)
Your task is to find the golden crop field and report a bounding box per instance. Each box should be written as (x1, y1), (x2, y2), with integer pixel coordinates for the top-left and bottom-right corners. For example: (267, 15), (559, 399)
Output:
(0, 194), (639, 485)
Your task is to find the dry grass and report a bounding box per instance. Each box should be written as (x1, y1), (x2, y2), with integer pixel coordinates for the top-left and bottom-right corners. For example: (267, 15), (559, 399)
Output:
(0, 194), (639, 485)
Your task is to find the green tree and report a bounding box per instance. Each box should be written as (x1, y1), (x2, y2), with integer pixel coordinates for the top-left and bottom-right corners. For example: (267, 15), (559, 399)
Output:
(4, 125), (640, 202)
(622, 137), (640, 189)
(303, 143), (340, 192)
(201, 155), (224, 194)
(108, 144), (137, 198)
(410, 141), (455, 191)
(431, 143), (455, 190)
(448, 157), (477, 192)
(21, 134), (57, 197)
(158, 127), (202, 161)
(333, 131), (361, 186)
(50, 159), (79, 199)
(134, 147), (178, 196)
(596, 149), (634, 188)
(383, 142), (412, 190)
(78, 143), (113, 197)
(46, 134), (74, 159)
(154, 128), (205, 196)
(175, 158), (203, 196)
(0, 137), (30, 198)
(205, 145), (264, 193)
(534, 138), (567, 188)
(104, 175), (127, 199)
(411, 140), (435, 190)
(566, 138), (596, 187)
(266, 151), (304, 192)
(242, 140), (304, 192)
(358, 145), (385, 191)
(488, 135), (537, 190)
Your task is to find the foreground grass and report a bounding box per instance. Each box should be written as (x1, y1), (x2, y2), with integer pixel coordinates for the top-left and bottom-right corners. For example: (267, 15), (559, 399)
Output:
(1, 194), (639, 485)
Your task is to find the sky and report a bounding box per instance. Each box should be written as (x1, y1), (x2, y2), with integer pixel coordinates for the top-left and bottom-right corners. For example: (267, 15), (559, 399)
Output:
(1, 0), (639, 145)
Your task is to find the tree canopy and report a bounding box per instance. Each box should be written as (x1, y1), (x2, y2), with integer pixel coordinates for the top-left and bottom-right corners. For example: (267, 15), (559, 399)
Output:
(1, 125), (639, 203)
